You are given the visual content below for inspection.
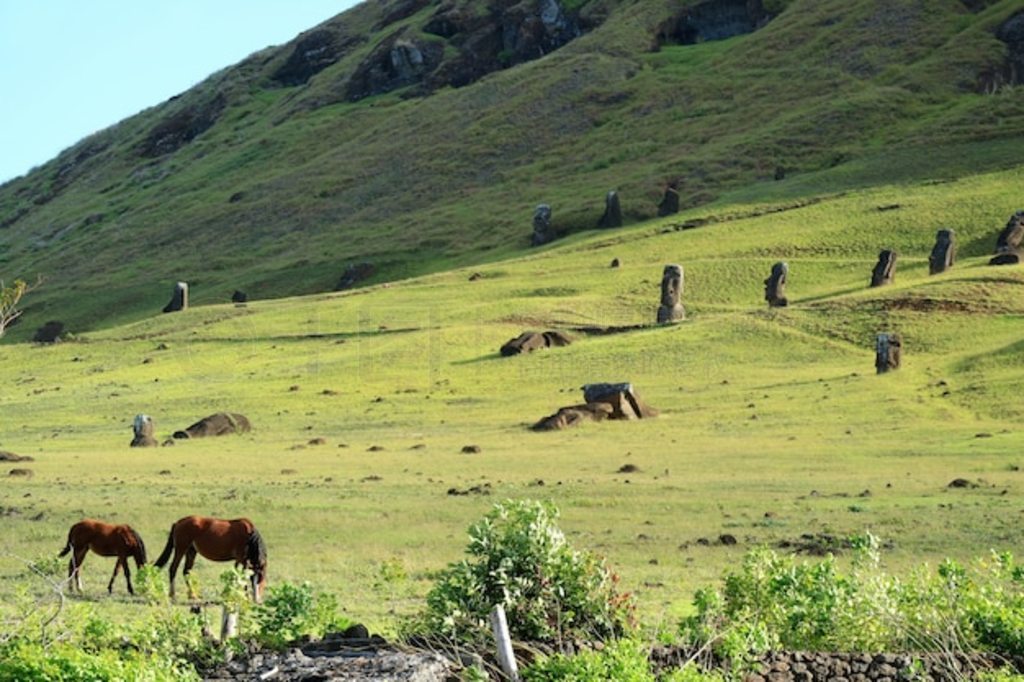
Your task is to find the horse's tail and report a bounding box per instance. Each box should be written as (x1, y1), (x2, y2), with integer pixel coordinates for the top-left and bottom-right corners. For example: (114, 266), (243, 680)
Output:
(153, 524), (176, 568)
(130, 527), (147, 564)
(246, 528), (267, 569)
(58, 525), (75, 557)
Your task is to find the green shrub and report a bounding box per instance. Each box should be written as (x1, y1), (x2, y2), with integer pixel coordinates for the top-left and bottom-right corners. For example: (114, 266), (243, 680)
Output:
(523, 638), (653, 682)
(0, 640), (197, 682)
(416, 499), (635, 644)
(252, 581), (350, 649)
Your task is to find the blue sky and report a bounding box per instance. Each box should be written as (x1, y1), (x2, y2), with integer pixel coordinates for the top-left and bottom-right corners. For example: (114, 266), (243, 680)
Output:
(0, 1), (359, 184)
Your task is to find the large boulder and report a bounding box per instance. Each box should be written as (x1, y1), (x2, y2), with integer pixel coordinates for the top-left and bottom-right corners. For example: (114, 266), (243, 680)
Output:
(173, 413), (252, 439)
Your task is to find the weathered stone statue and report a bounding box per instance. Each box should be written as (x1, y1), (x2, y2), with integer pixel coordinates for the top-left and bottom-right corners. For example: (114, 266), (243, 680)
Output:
(33, 321), (65, 343)
(870, 250), (897, 287)
(929, 229), (956, 274)
(162, 281), (189, 313)
(657, 264), (685, 323)
(131, 414), (158, 447)
(764, 262), (789, 307)
(531, 204), (553, 246)
(657, 185), (680, 217)
(990, 211), (1024, 265)
(598, 191), (623, 228)
(231, 290), (248, 303)
(875, 333), (902, 374)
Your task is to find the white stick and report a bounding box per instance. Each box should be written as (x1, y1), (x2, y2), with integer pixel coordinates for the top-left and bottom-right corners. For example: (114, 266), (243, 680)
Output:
(220, 605), (238, 642)
(490, 604), (519, 681)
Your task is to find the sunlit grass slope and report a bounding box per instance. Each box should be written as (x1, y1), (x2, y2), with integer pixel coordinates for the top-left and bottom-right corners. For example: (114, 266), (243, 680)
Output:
(2, 165), (1024, 630)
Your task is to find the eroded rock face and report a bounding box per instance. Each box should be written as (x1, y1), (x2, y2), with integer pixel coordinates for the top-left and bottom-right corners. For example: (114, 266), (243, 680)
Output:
(272, 29), (356, 86)
(870, 250), (896, 287)
(346, 32), (445, 101)
(139, 94), (226, 158)
(655, 0), (771, 47)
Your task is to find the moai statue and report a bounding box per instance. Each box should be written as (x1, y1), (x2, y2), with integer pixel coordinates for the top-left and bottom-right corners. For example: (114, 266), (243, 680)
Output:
(990, 211), (1024, 265)
(870, 250), (897, 287)
(657, 264), (685, 323)
(598, 190), (623, 228)
(131, 414), (158, 447)
(231, 290), (248, 303)
(657, 184), (680, 217)
(928, 229), (956, 275)
(162, 281), (189, 313)
(531, 204), (553, 246)
(764, 262), (789, 307)
(875, 333), (902, 374)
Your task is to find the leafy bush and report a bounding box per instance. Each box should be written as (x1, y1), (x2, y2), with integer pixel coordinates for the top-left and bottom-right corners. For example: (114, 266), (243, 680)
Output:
(0, 640), (196, 682)
(416, 499), (635, 644)
(680, 535), (1024, 664)
(524, 638), (653, 682)
(251, 581), (350, 649)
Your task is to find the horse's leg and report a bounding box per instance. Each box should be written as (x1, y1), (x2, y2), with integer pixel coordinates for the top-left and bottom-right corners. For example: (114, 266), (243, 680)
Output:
(108, 557), (122, 594)
(72, 548), (88, 592)
(182, 547), (199, 599)
(123, 557), (134, 595)
(168, 550), (185, 599)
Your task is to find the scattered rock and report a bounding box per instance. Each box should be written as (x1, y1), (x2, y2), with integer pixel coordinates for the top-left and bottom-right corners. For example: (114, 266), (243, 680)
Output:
(718, 534), (737, 546)
(33, 321), (65, 343)
(447, 484), (491, 496)
(618, 464), (640, 473)
(468, 272), (483, 281)
(172, 412), (251, 439)
(610, 258), (621, 268)
(308, 437), (327, 446)
(367, 445), (385, 452)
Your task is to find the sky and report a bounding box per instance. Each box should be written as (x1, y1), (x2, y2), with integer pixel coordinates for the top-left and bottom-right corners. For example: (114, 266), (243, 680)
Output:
(0, 1), (360, 184)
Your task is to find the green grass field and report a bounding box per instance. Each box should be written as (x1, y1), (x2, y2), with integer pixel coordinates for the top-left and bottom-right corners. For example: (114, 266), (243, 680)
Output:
(3, 163), (1024, 635)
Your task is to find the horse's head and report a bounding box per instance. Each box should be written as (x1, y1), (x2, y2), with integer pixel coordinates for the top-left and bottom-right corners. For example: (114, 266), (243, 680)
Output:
(246, 529), (268, 602)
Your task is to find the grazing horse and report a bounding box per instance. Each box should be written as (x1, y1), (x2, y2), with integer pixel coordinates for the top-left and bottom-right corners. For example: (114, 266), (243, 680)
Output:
(58, 519), (147, 595)
(153, 515), (267, 601)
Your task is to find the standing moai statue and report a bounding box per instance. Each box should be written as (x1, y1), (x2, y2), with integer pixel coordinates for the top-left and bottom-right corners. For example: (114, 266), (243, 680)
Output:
(131, 414), (158, 447)
(657, 184), (680, 217)
(870, 250), (897, 287)
(928, 229), (956, 274)
(531, 204), (553, 246)
(162, 281), (189, 313)
(764, 262), (789, 307)
(875, 333), (902, 374)
(598, 190), (623, 228)
(990, 211), (1024, 265)
(657, 264), (685, 323)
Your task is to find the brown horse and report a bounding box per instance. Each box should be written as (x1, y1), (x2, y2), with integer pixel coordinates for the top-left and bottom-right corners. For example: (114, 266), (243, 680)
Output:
(153, 515), (267, 601)
(58, 519), (147, 595)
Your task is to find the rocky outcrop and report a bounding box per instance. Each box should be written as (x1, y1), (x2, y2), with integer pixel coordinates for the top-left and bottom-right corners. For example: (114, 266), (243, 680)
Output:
(271, 29), (361, 86)
(345, 31), (445, 101)
(139, 94), (226, 158)
(655, 0), (771, 48)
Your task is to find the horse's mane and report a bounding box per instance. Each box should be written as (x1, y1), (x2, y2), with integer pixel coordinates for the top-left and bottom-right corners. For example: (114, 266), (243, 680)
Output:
(246, 528), (267, 569)
(130, 527), (147, 564)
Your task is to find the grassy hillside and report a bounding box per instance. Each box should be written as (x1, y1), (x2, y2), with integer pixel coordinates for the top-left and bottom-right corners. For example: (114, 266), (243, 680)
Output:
(2, 163), (1023, 630)
(1, 0), (1023, 338)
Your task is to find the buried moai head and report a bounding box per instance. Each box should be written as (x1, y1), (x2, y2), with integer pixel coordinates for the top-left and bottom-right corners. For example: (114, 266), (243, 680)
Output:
(764, 262), (789, 307)
(929, 229), (956, 274)
(657, 264), (685, 324)
(531, 204), (553, 246)
(990, 211), (1024, 265)
(131, 414), (158, 448)
(870, 250), (897, 287)
(162, 281), (189, 313)
(875, 333), (902, 374)
(598, 190), (623, 229)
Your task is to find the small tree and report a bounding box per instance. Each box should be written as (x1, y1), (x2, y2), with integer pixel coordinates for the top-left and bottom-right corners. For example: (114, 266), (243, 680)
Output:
(0, 278), (38, 338)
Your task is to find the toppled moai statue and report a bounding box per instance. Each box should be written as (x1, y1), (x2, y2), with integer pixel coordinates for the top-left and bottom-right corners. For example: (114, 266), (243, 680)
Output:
(33, 321), (65, 343)
(764, 262), (789, 307)
(870, 250), (897, 287)
(531, 204), (554, 246)
(131, 414), (158, 447)
(875, 333), (902, 374)
(500, 330), (573, 356)
(162, 281), (189, 313)
(929, 229), (956, 274)
(990, 211), (1024, 265)
(532, 382), (657, 431)
(657, 264), (685, 323)
(657, 184), (680, 217)
(597, 190), (623, 228)
(173, 412), (252, 439)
